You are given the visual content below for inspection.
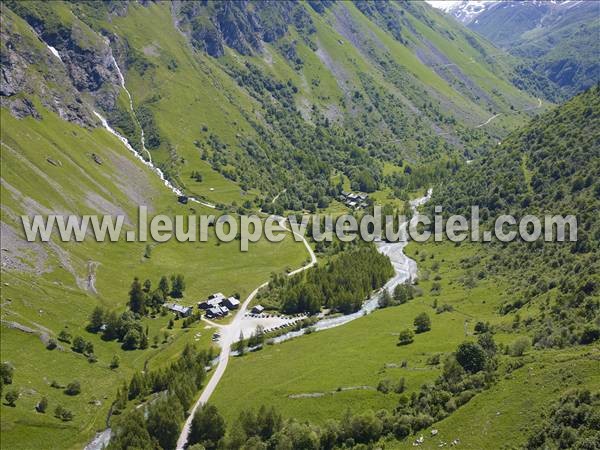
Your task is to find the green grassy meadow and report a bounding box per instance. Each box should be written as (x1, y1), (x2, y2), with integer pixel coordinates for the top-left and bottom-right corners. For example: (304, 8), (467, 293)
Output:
(210, 240), (517, 421)
(389, 348), (600, 449)
(209, 238), (598, 445)
(0, 103), (307, 449)
(1, 1), (593, 449)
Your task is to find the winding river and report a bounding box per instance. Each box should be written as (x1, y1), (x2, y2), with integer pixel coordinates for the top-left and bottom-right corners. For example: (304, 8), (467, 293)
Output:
(272, 188), (432, 343)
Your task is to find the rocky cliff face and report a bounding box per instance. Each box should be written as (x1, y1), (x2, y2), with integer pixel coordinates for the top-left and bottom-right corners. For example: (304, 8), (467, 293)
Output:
(1, 8), (84, 124)
(2, 0), (317, 125)
(1, 1), (126, 125)
(174, 0), (314, 57)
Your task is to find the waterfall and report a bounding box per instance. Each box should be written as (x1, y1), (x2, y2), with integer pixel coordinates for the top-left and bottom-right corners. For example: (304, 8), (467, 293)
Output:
(46, 45), (62, 62)
(93, 111), (187, 198)
(108, 52), (152, 162)
(98, 48), (216, 209)
(95, 109), (216, 208)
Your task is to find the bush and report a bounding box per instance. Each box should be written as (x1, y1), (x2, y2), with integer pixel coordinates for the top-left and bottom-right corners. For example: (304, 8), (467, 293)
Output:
(348, 410), (384, 444)
(579, 325), (600, 344)
(456, 389), (476, 406)
(4, 389), (18, 406)
(435, 304), (454, 314)
(377, 379), (392, 394)
(46, 338), (57, 350)
(509, 337), (531, 356)
(110, 355), (120, 369)
(54, 405), (73, 421)
(392, 415), (412, 439)
(477, 333), (497, 356)
(65, 381), (81, 396)
(413, 313), (431, 333)
(398, 329), (414, 345)
(122, 329), (142, 350)
(455, 342), (487, 373)
(427, 354), (441, 365)
(71, 336), (86, 353)
(57, 329), (71, 343)
(378, 289), (392, 308)
(393, 284), (414, 304)
(412, 413), (434, 430)
(394, 377), (406, 393)
(525, 389), (600, 449)
(474, 321), (489, 334)
(0, 362), (14, 384)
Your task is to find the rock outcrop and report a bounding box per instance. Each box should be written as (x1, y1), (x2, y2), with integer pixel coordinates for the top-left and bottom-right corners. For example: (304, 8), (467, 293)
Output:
(1, 1), (124, 125)
(174, 0), (314, 57)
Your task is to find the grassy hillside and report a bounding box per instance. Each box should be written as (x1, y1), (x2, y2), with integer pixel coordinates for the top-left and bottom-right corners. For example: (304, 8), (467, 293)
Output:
(210, 239), (520, 420)
(390, 347), (600, 449)
(3, 0), (544, 212)
(0, 104), (307, 449)
(0, 1), (592, 449)
(210, 236), (599, 447)
(430, 86), (600, 345)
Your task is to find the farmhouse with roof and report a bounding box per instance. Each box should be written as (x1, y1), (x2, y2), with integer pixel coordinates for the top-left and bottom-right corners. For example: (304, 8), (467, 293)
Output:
(339, 191), (368, 209)
(165, 303), (193, 317)
(199, 293), (240, 318)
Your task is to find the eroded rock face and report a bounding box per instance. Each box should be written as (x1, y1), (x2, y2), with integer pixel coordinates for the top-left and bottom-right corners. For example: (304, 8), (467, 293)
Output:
(6, 97), (40, 120)
(174, 0), (314, 58)
(2, 0), (316, 125)
(1, 43), (27, 97)
(1, 3), (122, 125)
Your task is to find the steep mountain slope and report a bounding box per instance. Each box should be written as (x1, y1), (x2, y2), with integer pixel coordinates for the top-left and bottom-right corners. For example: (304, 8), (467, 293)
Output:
(0, 1), (563, 448)
(432, 85), (599, 345)
(0, 4), (306, 449)
(3, 0), (543, 212)
(430, 0), (600, 101)
(0, 106), (308, 449)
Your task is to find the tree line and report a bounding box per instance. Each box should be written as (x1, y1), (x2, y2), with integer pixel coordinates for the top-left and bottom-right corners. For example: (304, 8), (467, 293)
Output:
(127, 274), (186, 316)
(108, 344), (213, 450)
(84, 274), (187, 350)
(263, 244), (394, 315)
(164, 335), (502, 450)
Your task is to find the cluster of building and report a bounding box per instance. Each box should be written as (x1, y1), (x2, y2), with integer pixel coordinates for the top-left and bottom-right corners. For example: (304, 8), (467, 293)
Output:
(198, 292), (240, 319)
(339, 191), (368, 209)
(165, 293), (262, 320)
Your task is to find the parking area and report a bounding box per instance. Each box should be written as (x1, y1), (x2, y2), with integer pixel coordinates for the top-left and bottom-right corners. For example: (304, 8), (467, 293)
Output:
(238, 312), (307, 337)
